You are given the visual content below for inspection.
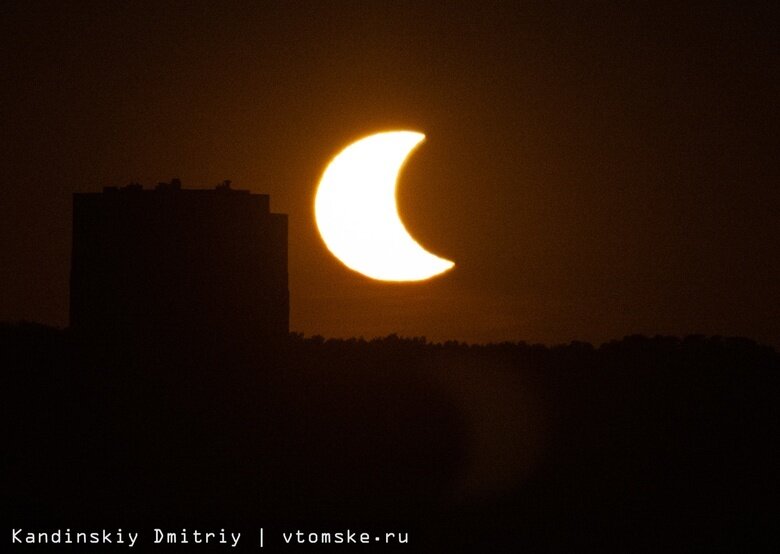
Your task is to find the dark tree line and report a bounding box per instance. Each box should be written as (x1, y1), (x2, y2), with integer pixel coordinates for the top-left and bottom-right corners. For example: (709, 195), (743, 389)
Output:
(3, 323), (778, 551)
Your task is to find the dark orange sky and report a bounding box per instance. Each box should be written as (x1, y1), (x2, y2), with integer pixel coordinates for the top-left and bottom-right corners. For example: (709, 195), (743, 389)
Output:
(1, 2), (778, 346)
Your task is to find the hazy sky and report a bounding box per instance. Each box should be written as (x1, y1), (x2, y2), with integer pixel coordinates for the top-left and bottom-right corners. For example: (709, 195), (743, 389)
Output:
(2, 1), (777, 346)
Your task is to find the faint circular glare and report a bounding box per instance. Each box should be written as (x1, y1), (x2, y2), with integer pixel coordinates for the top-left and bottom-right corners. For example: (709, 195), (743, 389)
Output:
(315, 131), (455, 281)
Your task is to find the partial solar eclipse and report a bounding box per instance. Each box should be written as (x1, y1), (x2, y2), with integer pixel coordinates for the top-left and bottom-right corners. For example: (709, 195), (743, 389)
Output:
(315, 131), (455, 281)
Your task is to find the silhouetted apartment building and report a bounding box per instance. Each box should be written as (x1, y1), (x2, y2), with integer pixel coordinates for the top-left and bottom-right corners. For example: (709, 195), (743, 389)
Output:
(70, 180), (288, 353)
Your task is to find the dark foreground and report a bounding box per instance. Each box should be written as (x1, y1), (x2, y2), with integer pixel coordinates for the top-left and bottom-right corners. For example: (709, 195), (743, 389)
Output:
(3, 324), (778, 551)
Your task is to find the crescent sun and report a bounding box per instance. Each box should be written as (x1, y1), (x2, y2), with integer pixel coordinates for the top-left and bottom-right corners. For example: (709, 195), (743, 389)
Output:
(315, 131), (455, 282)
